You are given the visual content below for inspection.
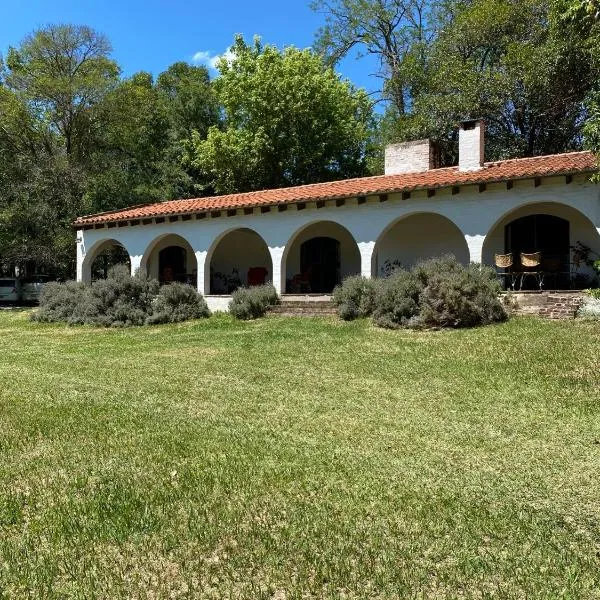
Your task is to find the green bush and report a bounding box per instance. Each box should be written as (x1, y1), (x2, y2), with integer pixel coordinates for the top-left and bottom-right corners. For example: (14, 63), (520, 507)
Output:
(332, 275), (380, 320)
(32, 265), (209, 327)
(147, 282), (210, 324)
(229, 284), (280, 320)
(414, 256), (506, 328)
(67, 265), (158, 327)
(369, 255), (507, 330)
(372, 270), (423, 329)
(32, 280), (86, 323)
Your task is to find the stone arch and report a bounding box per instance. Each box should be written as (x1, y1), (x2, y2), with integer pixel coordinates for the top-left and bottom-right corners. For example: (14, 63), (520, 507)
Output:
(81, 238), (131, 283)
(204, 227), (273, 294)
(482, 201), (600, 287)
(372, 212), (469, 277)
(281, 220), (361, 293)
(140, 233), (197, 284)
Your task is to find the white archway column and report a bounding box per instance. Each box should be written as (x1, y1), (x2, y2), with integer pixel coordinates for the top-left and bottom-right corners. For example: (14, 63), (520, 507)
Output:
(130, 254), (143, 277)
(465, 234), (485, 264)
(76, 232), (87, 282)
(197, 250), (209, 295)
(269, 246), (285, 294)
(358, 241), (376, 278)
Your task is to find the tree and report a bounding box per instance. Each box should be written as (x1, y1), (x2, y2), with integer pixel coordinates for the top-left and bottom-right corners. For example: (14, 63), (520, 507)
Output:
(314, 0), (600, 165)
(192, 36), (374, 194)
(312, 0), (432, 114)
(0, 25), (119, 275)
(0, 25), (221, 276)
(2, 24), (120, 160)
(409, 0), (600, 162)
(156, 62), (220, 142)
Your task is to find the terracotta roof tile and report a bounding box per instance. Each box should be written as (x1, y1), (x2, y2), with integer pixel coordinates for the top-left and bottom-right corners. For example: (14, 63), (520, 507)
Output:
(75, 151), (597, 226)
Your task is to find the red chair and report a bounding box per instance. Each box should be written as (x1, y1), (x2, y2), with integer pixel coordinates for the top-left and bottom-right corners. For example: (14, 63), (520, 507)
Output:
(247, 267), (268, 286)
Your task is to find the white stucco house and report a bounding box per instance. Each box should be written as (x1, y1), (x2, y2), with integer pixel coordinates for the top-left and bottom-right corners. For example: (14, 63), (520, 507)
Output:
(75, 120), (600, 311)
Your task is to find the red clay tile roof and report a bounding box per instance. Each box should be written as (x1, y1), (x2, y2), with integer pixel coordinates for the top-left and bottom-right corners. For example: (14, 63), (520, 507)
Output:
(75, 151), (597, 226)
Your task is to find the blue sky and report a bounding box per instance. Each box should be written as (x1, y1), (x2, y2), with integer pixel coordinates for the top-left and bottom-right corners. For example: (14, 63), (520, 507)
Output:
(1, 0), (380, 97)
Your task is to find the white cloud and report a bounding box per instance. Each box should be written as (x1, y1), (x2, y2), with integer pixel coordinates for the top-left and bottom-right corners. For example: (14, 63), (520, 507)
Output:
(191, 49), (236, 71)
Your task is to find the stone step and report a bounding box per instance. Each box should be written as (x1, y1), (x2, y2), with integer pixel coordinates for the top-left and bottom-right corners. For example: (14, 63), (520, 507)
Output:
(277, 301), (335, 309)
(269, 303), (337, 316)
(506, 291), (584, 319)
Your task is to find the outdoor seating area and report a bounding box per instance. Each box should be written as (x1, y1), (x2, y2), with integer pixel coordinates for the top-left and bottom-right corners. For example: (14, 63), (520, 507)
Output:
(494, 251), (574, 290)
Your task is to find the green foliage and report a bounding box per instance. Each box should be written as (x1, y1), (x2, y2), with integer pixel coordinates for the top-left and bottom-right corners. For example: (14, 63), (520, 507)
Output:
(315, 0), (600, 165)
(413, 256), (507, 328)
(0, 25), (220, 277)
(3, 24), (120, 159)
(147, 282), (210, 325)
(312, 0), (431, 116)
(370, 255), (506, 329)
(372, 270), (424, 329)
(31, 280), (86, 323)
(32, 265), (208, 327)
(332, 275), (381, 320)
(192, 35), (375, 193)
(228, 284), (280, 320)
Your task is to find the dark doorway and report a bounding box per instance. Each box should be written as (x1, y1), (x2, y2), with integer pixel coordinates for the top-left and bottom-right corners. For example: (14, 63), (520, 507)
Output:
(159, 246), (186, 283)
(300, 237), (340, 293)
(505, 214), (570, 288)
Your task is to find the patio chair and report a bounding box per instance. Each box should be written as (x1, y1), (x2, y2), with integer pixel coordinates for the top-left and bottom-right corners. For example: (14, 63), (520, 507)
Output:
(247, 266), (268, 287)
(494, 253), (516, 290)
(519, 251), (543, 290)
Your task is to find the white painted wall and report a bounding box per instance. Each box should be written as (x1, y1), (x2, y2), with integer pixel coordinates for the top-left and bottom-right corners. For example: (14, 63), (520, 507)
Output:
(374, 213), (469, 275)
(76, 173), (600, 311)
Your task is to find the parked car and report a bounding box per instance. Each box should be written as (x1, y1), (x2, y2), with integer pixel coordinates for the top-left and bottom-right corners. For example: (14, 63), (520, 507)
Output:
(20, 275), (51, 304)
(0, 277), (21, 303)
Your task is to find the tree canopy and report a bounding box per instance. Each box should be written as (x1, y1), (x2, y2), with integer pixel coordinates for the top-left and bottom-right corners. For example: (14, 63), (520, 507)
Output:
(314, 0), (600, 164)
(192, 36), (375, 194)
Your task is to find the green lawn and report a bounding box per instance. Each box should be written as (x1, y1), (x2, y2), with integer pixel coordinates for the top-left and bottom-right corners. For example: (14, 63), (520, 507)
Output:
(0, 311), (599, 599)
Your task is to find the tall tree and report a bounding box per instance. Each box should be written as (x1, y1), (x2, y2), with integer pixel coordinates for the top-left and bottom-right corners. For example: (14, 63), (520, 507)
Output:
(404, 0), (600, 162)
(0, 24), (119, 275)
(192, 35), (375, 194)
(312, 0), (432, 113)
(2, 24), (119, 161)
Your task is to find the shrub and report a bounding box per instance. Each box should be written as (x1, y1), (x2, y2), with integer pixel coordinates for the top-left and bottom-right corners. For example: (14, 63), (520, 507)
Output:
(370, 255), (507, 330)
(332, 276), (380, 320)
(32, 265), (209, 327)
(372, 270), (423, 329)
(229, 284), (280, 320)
(414, 256), (507, 328)
(146, 282), (210, 324)
(32, 280), (86, 323)
(578, 292), (600, 319)
(585, 288), (600, 300)
(68, 265), (159, 327)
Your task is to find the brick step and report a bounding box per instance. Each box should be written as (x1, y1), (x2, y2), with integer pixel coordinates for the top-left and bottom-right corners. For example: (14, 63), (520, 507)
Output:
(277, 301), (335, 309)
(508, 292), (584, 319)
(269, 304), (337, 316)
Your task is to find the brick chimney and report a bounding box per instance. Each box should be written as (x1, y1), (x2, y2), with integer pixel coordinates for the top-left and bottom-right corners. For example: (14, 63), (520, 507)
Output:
(385, 139), (434, 175)
(458, 119), (485, 171)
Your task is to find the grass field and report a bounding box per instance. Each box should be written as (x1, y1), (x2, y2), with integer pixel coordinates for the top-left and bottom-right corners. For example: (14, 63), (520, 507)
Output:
(0, 310), (599, 599)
